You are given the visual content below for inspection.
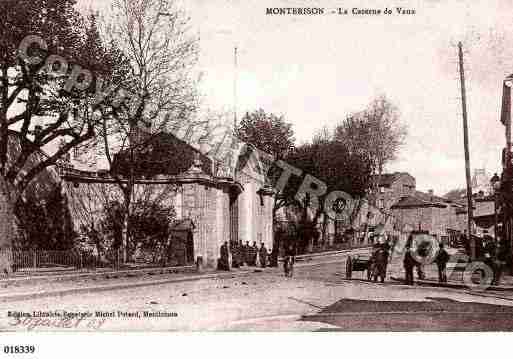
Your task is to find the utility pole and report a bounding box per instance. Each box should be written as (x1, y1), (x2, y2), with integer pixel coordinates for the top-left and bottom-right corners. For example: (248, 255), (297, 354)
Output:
(458, 41), (475, 260)
(233, 46), (238, 133)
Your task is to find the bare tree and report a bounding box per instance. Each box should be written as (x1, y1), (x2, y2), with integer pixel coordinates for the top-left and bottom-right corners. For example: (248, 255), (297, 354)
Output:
(335, 94), (407, 203)
(93, 0), (199, 263)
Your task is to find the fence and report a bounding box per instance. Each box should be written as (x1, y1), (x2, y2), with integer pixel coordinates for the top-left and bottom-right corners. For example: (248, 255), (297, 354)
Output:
(0, 249), (102, 274)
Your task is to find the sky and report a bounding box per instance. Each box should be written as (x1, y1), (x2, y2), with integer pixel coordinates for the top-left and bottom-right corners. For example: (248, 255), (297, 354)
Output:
(77, 0), (513, 195)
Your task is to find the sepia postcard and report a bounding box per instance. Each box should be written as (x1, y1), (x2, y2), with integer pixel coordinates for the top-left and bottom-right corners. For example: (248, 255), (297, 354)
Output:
(2, 0), (513, 344)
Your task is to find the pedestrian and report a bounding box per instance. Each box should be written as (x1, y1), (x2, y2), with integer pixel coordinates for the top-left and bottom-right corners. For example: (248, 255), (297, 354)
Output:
(375, 249), (389, 283)
(243, 241), (251, 265)
(251, 241), (258, 266)
(403, 245), (416, 285)
(259, 243), (268, 268)
(493, 243), (507, 286)
(231, 241), (240, 268)
(284, 243), (295, 277)
(218, 241), (230, 271)
(269, 245), (278, 267)
(238, 240), (245, 266)
(435, 242), (450, 283)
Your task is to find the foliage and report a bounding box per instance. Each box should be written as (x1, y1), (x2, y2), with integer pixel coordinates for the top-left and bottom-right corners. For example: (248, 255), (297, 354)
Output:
(270, 137), (373, 251)
(236, 109), (295, 159)
(0, 0), (124, 194)
(101, 195), (175, 257)
(276, 140), (372, 214)
(14, 183), (76, 250)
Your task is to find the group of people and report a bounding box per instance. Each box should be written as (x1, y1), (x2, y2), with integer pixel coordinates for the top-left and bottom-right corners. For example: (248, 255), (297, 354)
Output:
(218, 240), (274, 271)
(403, 241), (450, 285)
(367, 235), (452, 286)
(404, 239), (507, 286)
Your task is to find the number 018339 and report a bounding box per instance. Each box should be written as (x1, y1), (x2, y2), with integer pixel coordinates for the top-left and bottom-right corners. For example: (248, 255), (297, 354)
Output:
(3, 346), (36, 354)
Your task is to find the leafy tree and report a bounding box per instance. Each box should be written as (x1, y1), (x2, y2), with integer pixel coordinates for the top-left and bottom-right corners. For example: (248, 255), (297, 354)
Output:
(274, 139), (373, 251)
(101, 187), (176, 263)
(14, 183), (76, 250)
(236, 109), (295, 159)
(0, 0), (123, 272)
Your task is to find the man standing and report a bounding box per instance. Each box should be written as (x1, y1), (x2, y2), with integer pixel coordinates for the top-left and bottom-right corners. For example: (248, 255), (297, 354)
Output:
(435, 242), (450, 283)
(218, 241), (230, 271)
(284, 243), (296, 277)
(259, 243), (268, 268)
(404, 245), (416, 285)
(251, 241), (258, 266)
(373, 246), (389, 283)
(230, 241), (240, 268)
(243, 241), (250, 266)
(238, 240), (245, 266)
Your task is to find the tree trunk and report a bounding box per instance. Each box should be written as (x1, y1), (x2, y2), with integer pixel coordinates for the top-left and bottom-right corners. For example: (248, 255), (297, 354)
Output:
(322, 215), (328, 248)
(0, 176), (17, 275)
(121, 186), (134, 265)
(121, 203), (129, 264)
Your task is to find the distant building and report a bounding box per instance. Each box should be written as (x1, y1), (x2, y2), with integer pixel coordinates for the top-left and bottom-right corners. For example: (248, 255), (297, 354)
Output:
(471, 168), (492, 196)
(371, 172), (416, 211)
(390, 189), (465, 243)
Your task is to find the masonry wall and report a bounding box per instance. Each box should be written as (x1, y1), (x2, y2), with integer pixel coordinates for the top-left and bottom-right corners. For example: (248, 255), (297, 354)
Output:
(391, 205), (462, 239)
(376, 174), (416, 210)
(392, 206), (434, 233)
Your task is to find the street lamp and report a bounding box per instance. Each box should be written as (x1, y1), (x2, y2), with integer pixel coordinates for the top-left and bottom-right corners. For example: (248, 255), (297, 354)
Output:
(491, 173), (501, 251)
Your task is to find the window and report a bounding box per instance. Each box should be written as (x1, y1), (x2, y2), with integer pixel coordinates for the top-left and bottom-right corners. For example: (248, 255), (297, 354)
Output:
(379, 186), (385, 193)
(378, 199), (385, 209)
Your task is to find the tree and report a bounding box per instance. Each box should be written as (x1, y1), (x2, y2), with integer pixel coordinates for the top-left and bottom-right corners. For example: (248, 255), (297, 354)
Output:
(15, 183), (76, 251)
(334, 94), (407, 192)
(276, 139), (373, 251)
(0, 0), (123, 272)
(93, 0), (198, 263)
(101, 184), (176, 264)
(236, 109), (295, 159)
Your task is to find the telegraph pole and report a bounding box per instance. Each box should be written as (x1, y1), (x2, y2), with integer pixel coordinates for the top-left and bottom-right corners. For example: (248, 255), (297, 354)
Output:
(233, 46), (238, 133)
(458, 41), (475, 259)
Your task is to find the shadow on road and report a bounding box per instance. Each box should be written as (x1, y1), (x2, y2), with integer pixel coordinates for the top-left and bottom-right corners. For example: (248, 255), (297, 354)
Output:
(302, 297), (513, 331)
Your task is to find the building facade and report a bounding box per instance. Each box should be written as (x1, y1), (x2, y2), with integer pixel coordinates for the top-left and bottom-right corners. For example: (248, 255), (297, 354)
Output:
(1, 131), (275, 270)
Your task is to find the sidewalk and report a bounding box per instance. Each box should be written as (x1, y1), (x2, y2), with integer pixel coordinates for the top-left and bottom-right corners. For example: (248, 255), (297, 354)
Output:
(389, 275), (513, 291)
(0, 266), (278, 303)
(0, 247), (368, 303)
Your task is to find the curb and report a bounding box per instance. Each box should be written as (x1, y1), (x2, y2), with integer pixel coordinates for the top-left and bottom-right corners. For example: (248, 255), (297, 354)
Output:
(0, 270), (255, 303)
(292, 247), (371, 262)
(0, 265), (196, 286)
(389, 276), (513, 292)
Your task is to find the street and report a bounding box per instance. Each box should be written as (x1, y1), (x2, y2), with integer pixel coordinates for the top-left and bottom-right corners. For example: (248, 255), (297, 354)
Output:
(2, 255), (513, 331)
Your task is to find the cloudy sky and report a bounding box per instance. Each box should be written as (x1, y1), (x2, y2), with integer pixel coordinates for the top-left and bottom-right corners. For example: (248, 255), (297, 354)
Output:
(79, 0), (513, 195)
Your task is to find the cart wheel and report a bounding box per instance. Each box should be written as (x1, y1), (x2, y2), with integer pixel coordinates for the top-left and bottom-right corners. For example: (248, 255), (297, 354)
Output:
(346, 256), (352, 279)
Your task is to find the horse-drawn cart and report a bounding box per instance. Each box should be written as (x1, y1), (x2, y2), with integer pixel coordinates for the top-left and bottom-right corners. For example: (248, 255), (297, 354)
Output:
(345, 254), (373, 280)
